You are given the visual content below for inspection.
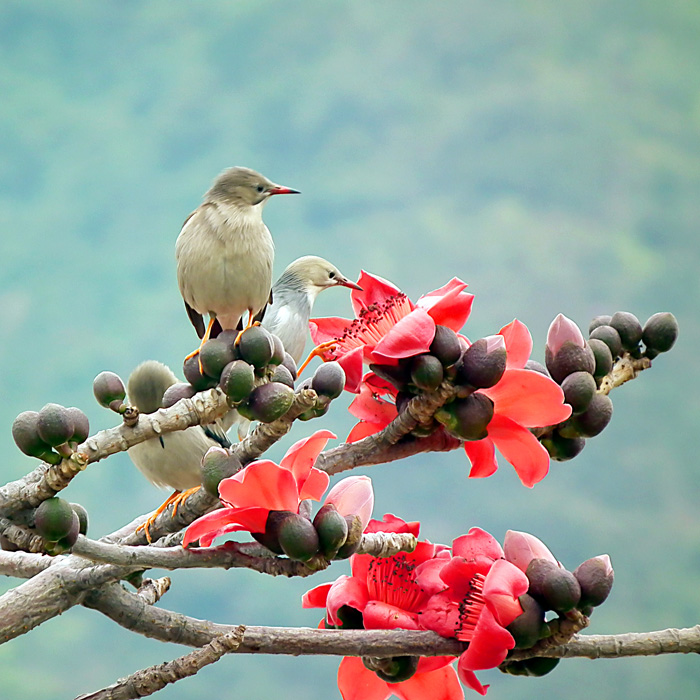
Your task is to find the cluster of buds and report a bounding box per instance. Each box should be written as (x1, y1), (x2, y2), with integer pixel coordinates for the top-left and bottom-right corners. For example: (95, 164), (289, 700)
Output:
(369, 323), (506, 440)
(12, 403), (90, 464)
(502, 533), (614, 677)
(540, 311), (678, 461)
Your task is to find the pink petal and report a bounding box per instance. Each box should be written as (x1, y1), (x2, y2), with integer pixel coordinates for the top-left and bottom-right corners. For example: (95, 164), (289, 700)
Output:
(325, 476), (374, 530)
(301, 582), (332, 609)
(347, 421), (386, 443)
(281, 429), (336, 480)
(309, 316), (354, 345)
(182, 506), (269, 547)
(482, 368), (572, 427)
(351, 270), (405, 316)
(363, 600), (423, 631)
(218, 461), (301, 511)
(338, 656), (392, 700)
(488, 414), (551, 487)
(365, 513), (420, 537)
(392, 662), (465, 700)
(452, 528), (504, 563)
(503, 530), (558, 572)
(372, 308), (436, 361)
(458, 607), (514, 670)
(464, 437), (498, 479)
(482, 559), (528, 626)
(547, 313), (585, 354)
(499, 319), (533, 369)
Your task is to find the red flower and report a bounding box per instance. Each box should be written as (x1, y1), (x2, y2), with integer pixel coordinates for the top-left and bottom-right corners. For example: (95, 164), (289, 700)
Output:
(418, 528), (529, 695)
(303, 515), (461, 699)
(310, 272), (474, 391)
(462, 319), (572, 487)
(183, 430), (335, 547)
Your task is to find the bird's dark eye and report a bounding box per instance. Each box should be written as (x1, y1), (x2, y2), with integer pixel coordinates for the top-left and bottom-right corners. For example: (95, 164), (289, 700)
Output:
(256, 184), (265, 193)
(329, 271), (336, 279)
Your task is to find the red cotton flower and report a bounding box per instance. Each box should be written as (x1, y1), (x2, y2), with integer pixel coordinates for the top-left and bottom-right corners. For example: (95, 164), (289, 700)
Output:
(302, 514), (463, 700)
(183, 430), (335, 547)
(418, 528), (529, 695)
(310, 271), (474, 392)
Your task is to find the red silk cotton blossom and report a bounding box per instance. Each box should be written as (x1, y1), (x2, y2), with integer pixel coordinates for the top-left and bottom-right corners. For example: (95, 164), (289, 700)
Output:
(310, 271), (474, 392)
(183, 430), (336, 547)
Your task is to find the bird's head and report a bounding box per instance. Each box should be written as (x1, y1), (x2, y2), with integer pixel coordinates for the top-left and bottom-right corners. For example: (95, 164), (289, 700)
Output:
(127, 361), (178, 414)
(207, 167), (300, 207)
(285, 256), (362, 296)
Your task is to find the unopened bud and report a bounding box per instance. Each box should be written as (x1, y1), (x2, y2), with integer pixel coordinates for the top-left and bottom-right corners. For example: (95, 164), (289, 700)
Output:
(642, 312), (679, 354)
(574, 554), (614, 608)
(37, 404), (75, 448)
(200, 446), (242, 498)
(363, 655), (420, 683)
(526, 558), (581, 613)
(559, 393), (613, 439)
(588, 338), (614, 378)
(610, 311), (643, 352)
(183, 355), (218, 392)
(93, 371), (126, 411)
(409, 353), (444, 392)
(12, 411), (51, 458)
(455, 336), (507, 389)
(199, 337), (236, 379)
(313, 504), (349, 558)
(561, 371), (596, 413)
(277, 512), (320, 562)
(429, 325), (462, 367)
(507, 593), (546, 649)
(219, 360), (256, 404)
(589, 324), (623, 359)
(312, 361), (346, 400)
(435, 392), (494, 441)
(540, 430), (586, 462)
(162, 382), (196, 408)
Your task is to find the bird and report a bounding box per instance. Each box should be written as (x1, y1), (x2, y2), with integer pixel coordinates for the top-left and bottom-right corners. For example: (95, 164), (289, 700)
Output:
(175, 167), (300, 361)
(126, 360), (236, 541)
(262, 255), (362, 363)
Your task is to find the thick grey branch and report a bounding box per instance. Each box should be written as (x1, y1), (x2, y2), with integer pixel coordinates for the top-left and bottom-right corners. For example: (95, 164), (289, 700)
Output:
(0, 550), (51, 579)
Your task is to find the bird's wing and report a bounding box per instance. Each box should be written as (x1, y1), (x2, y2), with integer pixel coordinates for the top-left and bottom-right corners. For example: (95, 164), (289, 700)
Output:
(202, 421), (232, 449)
(252, 289), (273, 325)
(184, 300), (206, 339)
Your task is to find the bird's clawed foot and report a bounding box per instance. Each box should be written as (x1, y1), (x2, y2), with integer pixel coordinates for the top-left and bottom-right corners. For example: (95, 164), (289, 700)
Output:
(298, 340), (337, 374)
(136, 486), (201, 543)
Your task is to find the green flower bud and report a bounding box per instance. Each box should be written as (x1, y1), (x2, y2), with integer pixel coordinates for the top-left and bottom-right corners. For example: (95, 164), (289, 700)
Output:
(248, 382), (295, 423)
(199, 337), (236, 379)
(269, 334), (286, 366)
(410, 354), (444, 392)
(435, 393), (494, 441)
(588, 338), (614, 378)
(313, 504), (349, 558)
(540, 430), (586, 462)
(588, 315), (612, 334)
(70, 503), (89, 536)
(642, 312), (679, 354)
(65, 408), (89, 444)
(93, 371), (126, 411)
(610, 311), (643, 352)
(12, 411), (51, 458)
(277, 513), (320, 562)
(281, 352), (298, 381)
(34, 497), (79, 543)
(219, 360), (256, 404)
(502, 657), (560, 677)
(507, 593), (547, 649)
(561, 371), (596, 414)
(369, 362), (410, 391)
(312, 362), (346, 400)
(526, 558), (581, 613)
(161, 382), (196, 408)
(563, 393), (613, 438)
(365, 655), (420, 683)
(238, 325), (275, 369)
(271, 364), (295, 388)
(37, 404), (74, 448)
(589, 324), (623, 359)
(183, 355), (218, 392)
(200, 447), (242, 498)
(545, 341), (596, 384)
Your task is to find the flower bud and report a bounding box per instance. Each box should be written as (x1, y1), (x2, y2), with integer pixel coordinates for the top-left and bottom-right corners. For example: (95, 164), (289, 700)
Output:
(312, 361), (346, 400)
(504, 530), (558, 572)
(409, 353), (444, 392)
(574, 554), (614, 608)
(93, 371), (126, 411)
(559, 393), (613, 439)
(248, 382), (295, 423)
(588, 315), (612, 334)
(313, 504), (349, 558)
(610, 311), (643, 352)
(642, 312), (679, 354)
(435, 393), (494, 441)
(200, 446), (242, 498)
(281, 352), (298, 380)
(364, 655), (420, 683)
(34, 497), (79, 543)
(589, 324), (623, 359)
(545, 315), (595, 383)
(526, 558), (581, 613)
(219, 360), (256, 404)
(540, 430), (586, 462)
(502, 657), (560, 677)
(547, 314), (585, 355)
(37, 404), (75, 448)
(238, 325), (275, 369)
(252, 510), (295, 554)
(70, 503), (89, 536)
(324, 475), (374, 533)
(369, 362), (410, 391)
(561, 371), (596, 413)
(12, 411), (51, 458)
(588, 338), (614, 378)
(454, 336), (507, 389)
(524, 359), (550, 377)
(335, 514), (365, 559)
(183, 355), (218, 392)
(199, 338), (236, 379)
(269, 333), (286, 366)
(429, 325), (462, 367)
(277, 513), (320, 562)
(162, 382), (196, 408)
(66, 408), (90, 444)
(507, 593), (546, 649)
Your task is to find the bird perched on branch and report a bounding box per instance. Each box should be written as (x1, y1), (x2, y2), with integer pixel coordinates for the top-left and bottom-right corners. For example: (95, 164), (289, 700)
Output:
(126, 360), (235, 541)
(262, 255), (361, 363)
(176, 167), (299, 361)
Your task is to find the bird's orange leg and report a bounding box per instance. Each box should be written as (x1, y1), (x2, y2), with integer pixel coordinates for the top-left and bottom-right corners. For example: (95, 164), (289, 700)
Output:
(184, 317), (218, 372)
(234, 313), (262, 345)
(297, 340), (338, 375)
(136, 486), (201, 543)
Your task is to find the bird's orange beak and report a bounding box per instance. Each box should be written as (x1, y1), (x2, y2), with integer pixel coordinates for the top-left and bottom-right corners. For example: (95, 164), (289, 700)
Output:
(337, 277), (363, 291)
(268, 185), (301, 195)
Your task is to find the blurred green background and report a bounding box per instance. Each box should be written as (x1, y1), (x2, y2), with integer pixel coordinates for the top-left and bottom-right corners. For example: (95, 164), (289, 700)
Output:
(1, 1), (698, 698)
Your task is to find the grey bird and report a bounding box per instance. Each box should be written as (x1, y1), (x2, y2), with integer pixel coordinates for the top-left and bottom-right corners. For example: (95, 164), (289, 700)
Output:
(262, 255), (361, 363)
(176, 167), (299, 359)
(126, 361), (235, 539)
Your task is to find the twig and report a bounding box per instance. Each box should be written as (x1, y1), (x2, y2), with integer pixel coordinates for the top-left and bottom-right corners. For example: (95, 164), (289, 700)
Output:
(75, 626), (246, 700)
(597, 353), (651, 395)
(0, 549), (51, 579)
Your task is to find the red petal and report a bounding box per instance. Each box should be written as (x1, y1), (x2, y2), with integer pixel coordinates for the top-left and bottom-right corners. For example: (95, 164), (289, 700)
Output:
(218, 461), (300, 511)
(349, 385), (398, 423)
(338, 657), (392, 700)
(364, 371), (398, 395)
(483, 369), (571, 427)
(420, 591), (461, 638)
(464, 438), (498, 479)
(338, 346), (365, 393)
(309, 316), (354, 345)
(363, 601), (422, 631)
(372, 308), (436, 361)
(301, 582), (332, 609)
(347, 421), (386, 443)
(326, 575), (370, 626)
(392, 662), (464, 700)
(351, 271), (405, 316)
(182, 506), (269, 547)
(452, 528), (504, 563)
(418, 279), (474, 332)
(365, 513), (420, 536)
(298, 467), (331, 502)
(281, 429), (336, 480)
(488, 414), (551, 488)
(456, 665), (488, 696)
(483, 559), (528, 626)
(499, 319), (532, 369)
(458, 606), (514, 670)
(414, 558), (450, 596)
